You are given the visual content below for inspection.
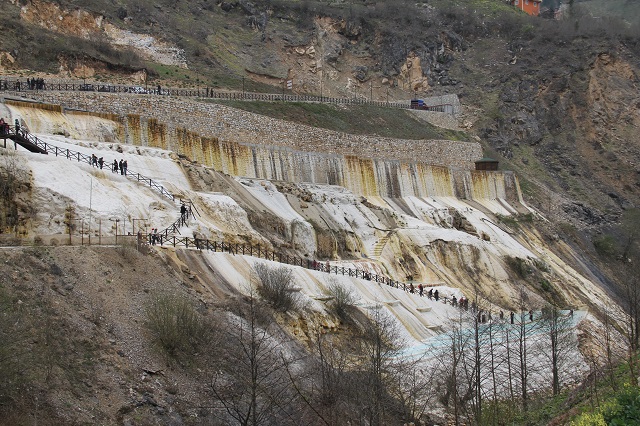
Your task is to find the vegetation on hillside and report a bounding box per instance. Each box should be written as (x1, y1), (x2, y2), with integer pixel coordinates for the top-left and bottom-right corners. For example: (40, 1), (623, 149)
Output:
(2, 0), (640, 422)
(210, 100), (469, 140)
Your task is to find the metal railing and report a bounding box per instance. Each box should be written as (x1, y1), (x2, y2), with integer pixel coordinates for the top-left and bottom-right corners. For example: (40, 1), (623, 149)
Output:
(150, 235), (411, 289)
(0, 76), (457, 114)
(2, 127), (175, 202)
(155, 202), (198, 238)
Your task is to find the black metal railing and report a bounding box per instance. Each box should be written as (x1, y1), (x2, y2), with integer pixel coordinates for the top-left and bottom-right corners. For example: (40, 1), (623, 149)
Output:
(148, 235), (410, 289)
(0, 76), (457, 114)
(2, 127), (176, 202)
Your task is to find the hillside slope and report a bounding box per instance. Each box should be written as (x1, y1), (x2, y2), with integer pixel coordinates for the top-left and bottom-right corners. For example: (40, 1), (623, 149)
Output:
(0, 100), (622, 423)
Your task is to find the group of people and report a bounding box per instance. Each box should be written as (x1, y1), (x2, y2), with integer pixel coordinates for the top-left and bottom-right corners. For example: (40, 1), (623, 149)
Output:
(25, 78), (46, 90)
(0, 118), (24, 137)
(90, 154), (105, 169)
(7, 78), (46, 91)
(149, 228), (163, 245)
(148, 204), (194, 246)
(311, 259), (332, 272)
(112, 159), (128, 175)
(408, 283), (442, 301)
(89, 154), (127, 175)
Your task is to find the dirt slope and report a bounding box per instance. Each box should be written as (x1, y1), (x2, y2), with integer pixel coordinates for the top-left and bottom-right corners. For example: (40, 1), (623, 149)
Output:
(0, 244), (235, 425)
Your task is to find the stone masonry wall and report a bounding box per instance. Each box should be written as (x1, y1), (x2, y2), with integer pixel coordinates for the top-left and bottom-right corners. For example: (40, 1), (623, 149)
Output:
(15, 92), (482, 170)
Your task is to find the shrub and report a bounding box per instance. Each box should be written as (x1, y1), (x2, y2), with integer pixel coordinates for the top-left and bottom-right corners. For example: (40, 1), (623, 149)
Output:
(570, 412), (606, 426)
(505, 256), (530, 279)
(540, 279), (552, 292)
(326, 277), (357, 320)
(254, 263), (302, 312)
(593, 235), (617, 258)
(144, 294), (207, 360)
(602, 385), (640, 425)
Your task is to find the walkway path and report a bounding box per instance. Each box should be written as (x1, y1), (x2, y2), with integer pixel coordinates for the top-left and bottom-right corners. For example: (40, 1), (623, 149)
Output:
(1, 127), (459, 303)
(0, 76), (460, 114)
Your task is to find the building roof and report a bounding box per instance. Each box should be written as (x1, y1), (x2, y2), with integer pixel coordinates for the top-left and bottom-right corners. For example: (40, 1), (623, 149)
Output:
(475, 157), (499, 163)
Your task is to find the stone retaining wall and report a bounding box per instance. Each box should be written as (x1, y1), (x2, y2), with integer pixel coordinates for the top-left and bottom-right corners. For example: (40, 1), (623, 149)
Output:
(14, 91), (482, 170)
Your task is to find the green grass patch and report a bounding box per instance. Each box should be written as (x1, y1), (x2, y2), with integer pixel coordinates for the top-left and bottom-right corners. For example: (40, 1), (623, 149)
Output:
(593, 235), (617, 258)
(206, 100), (470, 140)
(497, 213), (534, 228)
(571, 384), (640, 426)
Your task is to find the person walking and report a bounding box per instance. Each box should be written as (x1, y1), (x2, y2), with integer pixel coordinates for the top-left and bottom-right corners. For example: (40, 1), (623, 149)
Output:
(434, 289), (439, 301)
(122, 160), (128, 175)
(180, 203), (187, 225)
(98, 157), (104, 169)
(113, 159), (118, 173)
(119, 159), (124, 175)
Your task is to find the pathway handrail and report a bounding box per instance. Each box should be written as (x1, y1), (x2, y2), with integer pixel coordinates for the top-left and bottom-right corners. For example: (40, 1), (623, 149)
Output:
(148, 235), (411, 291)
(6, 128), (176, 203)
(0, 75), (459, 114)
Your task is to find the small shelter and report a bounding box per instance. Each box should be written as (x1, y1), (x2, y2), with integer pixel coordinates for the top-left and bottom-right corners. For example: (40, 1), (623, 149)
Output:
(475, 157), (499, 171)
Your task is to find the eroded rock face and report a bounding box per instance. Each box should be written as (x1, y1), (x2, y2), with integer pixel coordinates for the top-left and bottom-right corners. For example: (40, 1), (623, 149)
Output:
(399, 53), (430, 92)
(18, 0), (187, 68)
(19, 1), (103, 37)
(483, 44), (640, 229)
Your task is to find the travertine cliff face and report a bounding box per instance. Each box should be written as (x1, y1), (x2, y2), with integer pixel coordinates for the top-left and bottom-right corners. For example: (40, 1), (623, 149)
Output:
(4, 97), (524, 206)
(11, 93), (478, 168)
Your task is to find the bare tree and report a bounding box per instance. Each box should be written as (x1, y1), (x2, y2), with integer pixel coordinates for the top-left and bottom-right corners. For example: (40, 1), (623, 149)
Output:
(596, 304), (627, 390)
(436, 308), (475, 426)
(539, 304), (574, 395)
(620, 269), (640, 385)
(0, 151), (30, 234)
(208, 287), (300, 425)
(355, 305), (406, 426)
(389, 350), (438, 424)
(511, 287), (540, 412)
(286, 329), (354, 426)
(617, 210), (640, 385)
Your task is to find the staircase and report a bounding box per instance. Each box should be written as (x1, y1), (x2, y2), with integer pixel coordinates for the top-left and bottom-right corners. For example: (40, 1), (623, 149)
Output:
(1, 126), (200, 240)
(372, 232), (391, 260)
(1, 127), (176, 201)
(1, 128), (47, 153)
